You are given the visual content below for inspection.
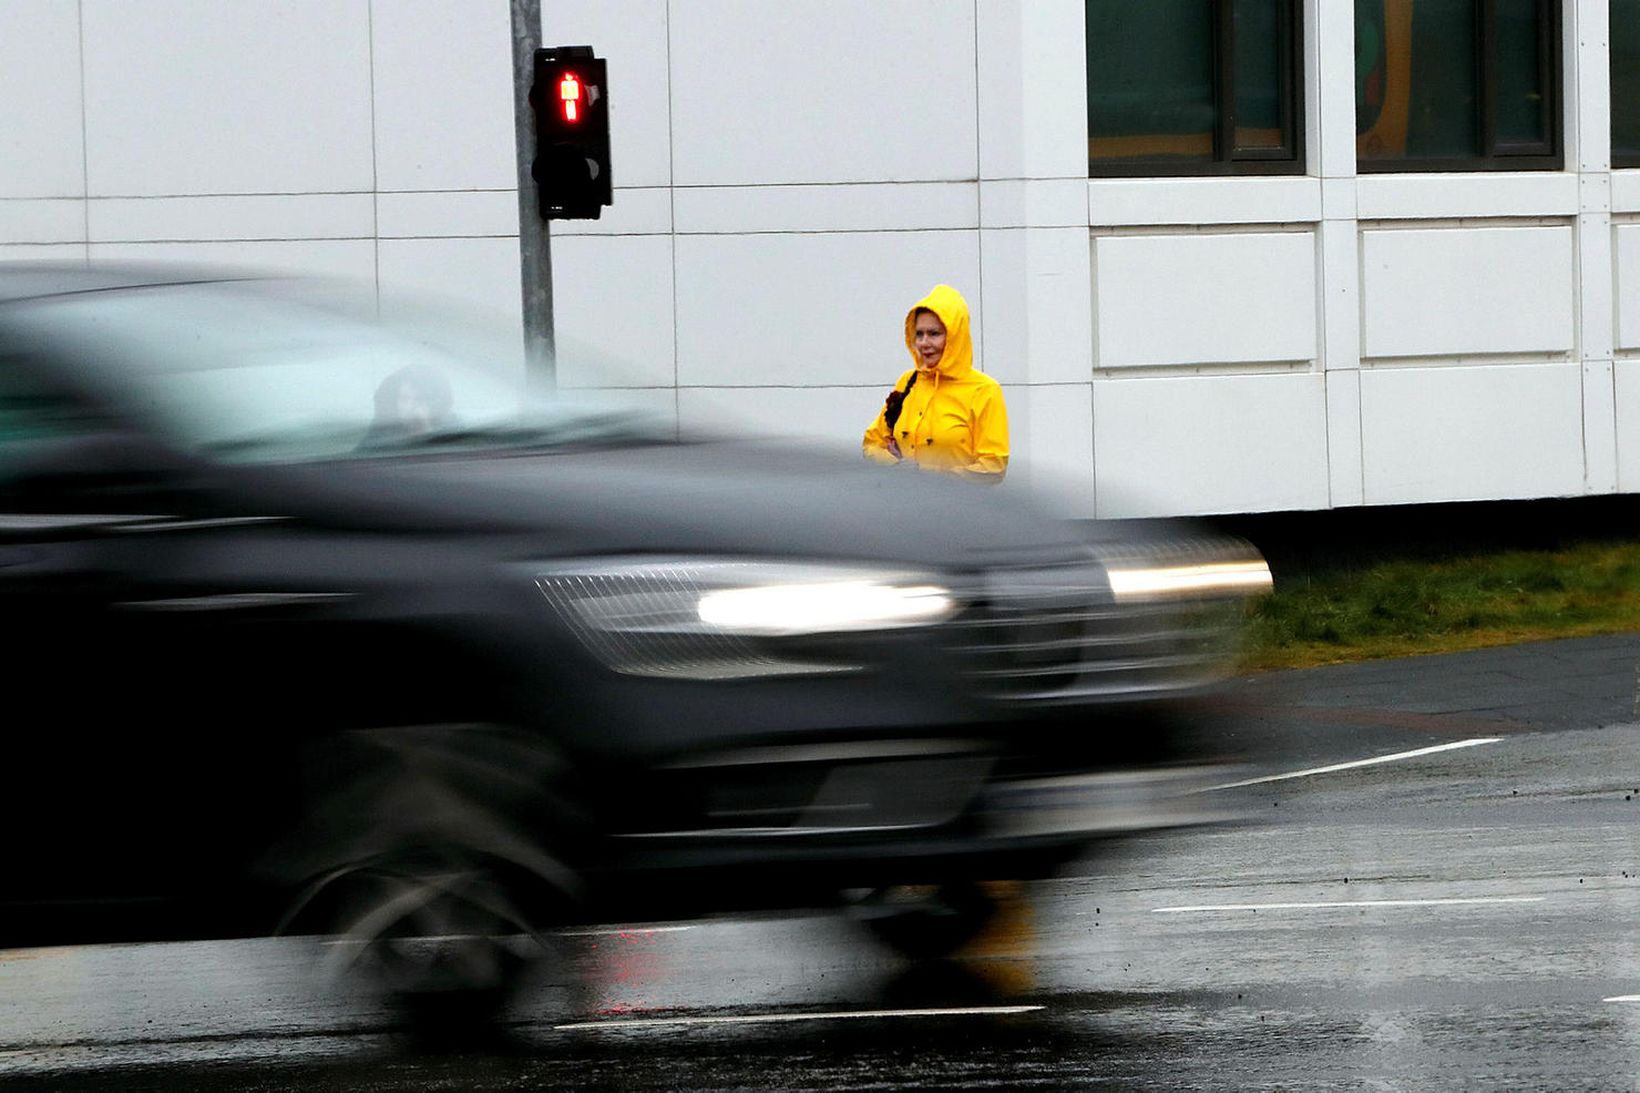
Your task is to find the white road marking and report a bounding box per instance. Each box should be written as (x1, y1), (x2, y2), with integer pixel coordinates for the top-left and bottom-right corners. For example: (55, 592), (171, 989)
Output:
(1149, 896), (1546, 914)
(1203, 737), (1503, 791)
(1604, 994), (1640, 1003)
(322, 925), (696, 947)
(555, 1005), (1044, 1031)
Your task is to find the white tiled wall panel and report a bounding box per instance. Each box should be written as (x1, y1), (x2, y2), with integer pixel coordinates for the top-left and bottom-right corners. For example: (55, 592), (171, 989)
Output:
(1613, 172), (1640, 213)
(1360, 226), (1576, 359)
(673, 230), (983, 388)
(377, 237), (523, 326)
(976, 0), (1088, 180)
(1584, 358), (1618, 494)
(668, 0), (977, 186)
(81, 0), (375, 197)
(1318, 218), (1361, 370)
(978, 227), (1095, 385)
(1091, 373), (1330, 517)
(1094, 232), (1319, 368)
(979, 180), (1089, 229)
(1359, 364), (1585, 504)
(550, 233), (676, 389)
(974, 227), (1039, 387)
(541, 0), (673, 190)
(1614, 224), (1640, 350)
(1578, 206), (1614, 360)
(1321, 178), (1356, 221)
(377, 192), (519, 240)
(1355, 174), (1580, 220)
(87, 195), (375, 243)
(677, 386), (881, 453)
(1313, 0), (1353, 178)
(0, 201), (85, 246)
(1324, 369), (1365, 507)
(675, 183), (979, 236)
(86, 239), (376, 282)
(1088, 178), (1321, 227)
(1612, 361), (1640, 491)
(548, 188), (673, 237)
(371, 1), (517, 192)
(0, 2), (84, 199)
(1011, 384), (1095, 518)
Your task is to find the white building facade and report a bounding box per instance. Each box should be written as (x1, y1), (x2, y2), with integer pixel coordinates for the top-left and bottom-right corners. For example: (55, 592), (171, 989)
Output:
(2, 1), (1635, 519)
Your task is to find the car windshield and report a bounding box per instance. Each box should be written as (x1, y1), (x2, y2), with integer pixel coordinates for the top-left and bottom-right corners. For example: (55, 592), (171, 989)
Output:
(2, 280), (667, 463)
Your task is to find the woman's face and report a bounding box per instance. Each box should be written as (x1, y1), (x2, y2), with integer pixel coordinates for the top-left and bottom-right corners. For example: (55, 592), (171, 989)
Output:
(396, 384), (436, 432)
(913, 310), (946, 370)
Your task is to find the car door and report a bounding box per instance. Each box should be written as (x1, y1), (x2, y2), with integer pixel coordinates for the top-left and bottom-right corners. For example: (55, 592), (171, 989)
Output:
(0, 343), (267, 941)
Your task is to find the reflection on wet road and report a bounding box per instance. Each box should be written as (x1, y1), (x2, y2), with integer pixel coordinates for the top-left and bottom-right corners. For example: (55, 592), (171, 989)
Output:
(3, 723), (1639, 1090)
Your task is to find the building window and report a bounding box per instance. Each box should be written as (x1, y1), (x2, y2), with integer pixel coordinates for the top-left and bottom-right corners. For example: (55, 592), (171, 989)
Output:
(1614, 0), (1640, 167)
(1086, 0), (1303, 177)
(1356, 0), (1561, 171)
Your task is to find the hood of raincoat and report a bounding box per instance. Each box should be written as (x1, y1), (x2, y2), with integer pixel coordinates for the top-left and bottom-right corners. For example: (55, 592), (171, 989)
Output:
(904, 284), (975, 378)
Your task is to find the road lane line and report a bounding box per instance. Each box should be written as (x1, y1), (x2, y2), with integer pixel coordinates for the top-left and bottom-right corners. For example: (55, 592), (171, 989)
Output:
(322, 925), (697, 947)
(555, 1005), (1044, 1031)
(1604, 994), (1640, 1003)
(1203, 737), (1503, 791)
(1149, 896), (1546, 913)
(557, 925), (696, 937)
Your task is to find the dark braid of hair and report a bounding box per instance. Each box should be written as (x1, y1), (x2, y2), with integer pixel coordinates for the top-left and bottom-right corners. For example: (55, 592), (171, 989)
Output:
(882, 371), (918, 432)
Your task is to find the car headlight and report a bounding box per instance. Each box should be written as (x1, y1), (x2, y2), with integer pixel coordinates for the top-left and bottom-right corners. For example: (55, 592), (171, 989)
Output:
(533, 559), (960, 680)
(1099, 542), (1273, 604)
(1105, 559), (1273, 602)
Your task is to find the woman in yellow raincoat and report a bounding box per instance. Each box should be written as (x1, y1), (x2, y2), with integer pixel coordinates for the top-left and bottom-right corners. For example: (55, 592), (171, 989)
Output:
(862, 284), (1009, 483)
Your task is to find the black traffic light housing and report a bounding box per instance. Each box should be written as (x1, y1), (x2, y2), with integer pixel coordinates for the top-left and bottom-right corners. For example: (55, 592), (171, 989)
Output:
(530, 46), (611, 220)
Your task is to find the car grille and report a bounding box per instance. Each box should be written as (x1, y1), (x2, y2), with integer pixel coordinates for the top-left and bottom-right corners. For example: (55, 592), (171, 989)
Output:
(949, 561), (1241, 705)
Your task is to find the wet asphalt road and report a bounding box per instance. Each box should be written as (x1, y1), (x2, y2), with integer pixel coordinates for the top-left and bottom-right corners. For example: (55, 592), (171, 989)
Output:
(3, 641), (1640, 1090)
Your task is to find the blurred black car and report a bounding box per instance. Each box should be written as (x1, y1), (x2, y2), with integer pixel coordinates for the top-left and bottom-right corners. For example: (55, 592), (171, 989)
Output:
(0, 265), (1268, 1007)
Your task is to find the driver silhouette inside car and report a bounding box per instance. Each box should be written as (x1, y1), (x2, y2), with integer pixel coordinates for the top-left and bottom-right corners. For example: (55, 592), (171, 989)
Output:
(359, 365), (454, 448)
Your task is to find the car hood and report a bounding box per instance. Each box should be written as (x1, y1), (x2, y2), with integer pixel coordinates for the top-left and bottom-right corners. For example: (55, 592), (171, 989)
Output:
(229, 437), (1101, 569)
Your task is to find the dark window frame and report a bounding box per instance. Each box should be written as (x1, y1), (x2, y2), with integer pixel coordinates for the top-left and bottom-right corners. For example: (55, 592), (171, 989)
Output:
(1358, 0), (1563, 174)
(1087, 0), (1306, 179)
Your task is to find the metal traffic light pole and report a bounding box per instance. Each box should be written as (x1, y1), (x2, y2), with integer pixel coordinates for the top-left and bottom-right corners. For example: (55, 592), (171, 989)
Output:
(510, 0), (554, 392)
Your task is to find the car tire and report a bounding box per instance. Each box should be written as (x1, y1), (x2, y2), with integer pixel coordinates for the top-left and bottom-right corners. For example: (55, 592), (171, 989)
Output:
(267, 723), (582, 1028)
(316, 853), (542, 1034)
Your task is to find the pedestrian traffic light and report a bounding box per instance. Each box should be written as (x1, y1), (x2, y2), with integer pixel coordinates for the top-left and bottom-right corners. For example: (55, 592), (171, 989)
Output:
(530, 46), (611, 220)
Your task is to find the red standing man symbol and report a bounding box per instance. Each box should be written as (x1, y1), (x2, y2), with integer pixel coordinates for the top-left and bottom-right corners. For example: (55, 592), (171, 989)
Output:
(560, 72), (582, 122)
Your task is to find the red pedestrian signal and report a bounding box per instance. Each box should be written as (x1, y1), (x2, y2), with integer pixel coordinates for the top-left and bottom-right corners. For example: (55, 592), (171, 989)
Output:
(530, 47), (611, 220)
(559, 72), (582, 123)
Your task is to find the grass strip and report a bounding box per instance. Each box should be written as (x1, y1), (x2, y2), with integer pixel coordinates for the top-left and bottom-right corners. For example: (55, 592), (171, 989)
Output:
(1240, 540), (1640, 672)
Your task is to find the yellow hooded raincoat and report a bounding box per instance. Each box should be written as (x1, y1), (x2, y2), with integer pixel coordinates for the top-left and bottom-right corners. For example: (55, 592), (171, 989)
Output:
(862, 284), (1009, 482)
